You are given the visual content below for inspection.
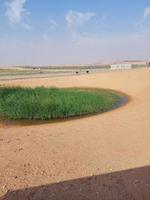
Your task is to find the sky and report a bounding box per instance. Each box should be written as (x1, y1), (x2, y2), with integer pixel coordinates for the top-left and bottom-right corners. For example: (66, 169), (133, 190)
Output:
(0, 0), (150, 66)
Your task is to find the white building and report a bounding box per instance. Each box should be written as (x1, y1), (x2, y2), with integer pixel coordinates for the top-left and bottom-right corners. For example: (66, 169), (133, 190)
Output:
(111, 63), (132, 70)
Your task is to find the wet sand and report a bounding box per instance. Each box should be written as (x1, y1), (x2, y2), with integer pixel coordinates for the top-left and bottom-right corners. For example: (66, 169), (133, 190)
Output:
(0, 68), (150, 200)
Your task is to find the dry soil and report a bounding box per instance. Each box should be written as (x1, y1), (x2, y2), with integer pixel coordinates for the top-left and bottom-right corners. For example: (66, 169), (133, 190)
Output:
(0, 68), (150, 200)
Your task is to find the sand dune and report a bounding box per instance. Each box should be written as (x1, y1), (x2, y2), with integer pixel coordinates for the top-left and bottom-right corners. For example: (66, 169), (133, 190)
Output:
(0, 68), (150, 200)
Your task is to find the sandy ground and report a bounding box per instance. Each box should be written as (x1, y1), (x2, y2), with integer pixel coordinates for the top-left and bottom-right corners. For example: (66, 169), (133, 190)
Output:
(0, 68), (150, 200)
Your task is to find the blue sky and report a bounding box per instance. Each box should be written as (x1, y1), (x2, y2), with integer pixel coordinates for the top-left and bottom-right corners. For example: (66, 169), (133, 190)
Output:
(0, 0), (150, 66)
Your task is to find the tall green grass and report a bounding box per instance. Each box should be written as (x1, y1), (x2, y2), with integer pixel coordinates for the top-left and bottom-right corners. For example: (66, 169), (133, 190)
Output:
(0, 87), (121, 120)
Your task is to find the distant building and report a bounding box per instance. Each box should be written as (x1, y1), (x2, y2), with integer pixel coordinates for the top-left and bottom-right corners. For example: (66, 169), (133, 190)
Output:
(110, 61), (148, 70)
(111, 63), (132, 70)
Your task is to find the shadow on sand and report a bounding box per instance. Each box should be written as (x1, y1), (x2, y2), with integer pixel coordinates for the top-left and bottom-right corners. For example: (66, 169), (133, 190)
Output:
(1, 166), (150, 200)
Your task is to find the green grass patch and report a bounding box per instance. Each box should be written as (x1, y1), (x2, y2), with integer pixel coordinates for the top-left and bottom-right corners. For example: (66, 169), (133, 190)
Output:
(0, 87), (121, 120)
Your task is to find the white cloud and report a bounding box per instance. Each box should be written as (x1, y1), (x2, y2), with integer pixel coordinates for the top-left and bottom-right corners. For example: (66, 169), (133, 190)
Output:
(144, 7), (150, 19)
(49, 19), (58, 30)
(65, 10), (95, 29)
(5, 0), (30, 29)
(136, 7), (150, 35)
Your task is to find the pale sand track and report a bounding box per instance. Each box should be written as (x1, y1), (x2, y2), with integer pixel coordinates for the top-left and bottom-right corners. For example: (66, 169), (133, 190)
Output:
(0, 68), (150, 200)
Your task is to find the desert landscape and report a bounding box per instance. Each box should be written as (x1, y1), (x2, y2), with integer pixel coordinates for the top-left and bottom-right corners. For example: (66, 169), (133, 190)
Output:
(1, 0), (150, 199)
(0, 68), (150, 200)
